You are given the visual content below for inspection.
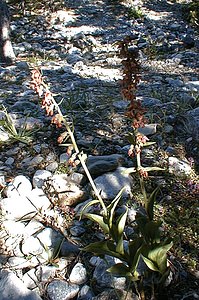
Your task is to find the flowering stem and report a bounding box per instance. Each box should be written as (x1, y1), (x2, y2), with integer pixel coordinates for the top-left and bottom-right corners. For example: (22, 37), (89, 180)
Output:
(30, 69), (107, 214)
(136, 152), (148, 206)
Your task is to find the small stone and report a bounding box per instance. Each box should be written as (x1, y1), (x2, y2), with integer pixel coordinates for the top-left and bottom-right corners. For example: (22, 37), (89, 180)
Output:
(93, 256), (126, 290)
(27, 188), (51, 211)
(5, 157), (15, 165)
(83, 154), (126, 177)
(69, 226), (86, 237)
(59, 153), (70, 163)
(32, 170), (52, 188)
(2, 220), (25, 236)
(0, 270), (42, 300)
(16, 61), (29, 70)
(5, 175), (32, 197)
(138, 124), (157, 136)
(1, 196), (37, 221)
(168, 157), (192, 176)
(46, 162), (59, 172)
(78, 285), (94, 300)
(0, 127), (10, 142)
(69, 262), (87, 285)
(94, 167), (133, 200)
(47, 280), (79, 300)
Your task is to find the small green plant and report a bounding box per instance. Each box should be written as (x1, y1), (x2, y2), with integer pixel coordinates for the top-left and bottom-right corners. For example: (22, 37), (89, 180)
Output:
(0, 105), (33, 144)
(127, 6), (144, 19)
(81, 188), (172, 299)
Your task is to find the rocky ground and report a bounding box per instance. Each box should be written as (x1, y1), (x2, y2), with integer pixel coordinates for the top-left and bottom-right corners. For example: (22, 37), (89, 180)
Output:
(0, 0), (199, 299)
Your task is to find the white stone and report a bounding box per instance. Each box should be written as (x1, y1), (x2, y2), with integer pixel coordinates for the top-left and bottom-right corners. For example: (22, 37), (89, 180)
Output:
(5, 175), (32, 197)
(23, 220), (45, 239)
(0, 127), (9, 142)
(8, 257), (31, 269)
(22, 268), (38, 289)
(168, 157), (192, 176)
(32, 170), (52, 188)
(2, 220), (25, 236)
(94, 167), (133, 200)
(69, 263), (87, 285)
(0, 270), (42, 300)
(46, 174), (78, 193)
(27, 188), (51, 211)
(21, 236), (44, 257)
(0, 196), (37, 221)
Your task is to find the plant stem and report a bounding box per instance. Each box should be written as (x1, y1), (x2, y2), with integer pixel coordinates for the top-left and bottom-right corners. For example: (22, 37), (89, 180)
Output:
(136, 151), (148, 206)
(53, 94), (107, 214)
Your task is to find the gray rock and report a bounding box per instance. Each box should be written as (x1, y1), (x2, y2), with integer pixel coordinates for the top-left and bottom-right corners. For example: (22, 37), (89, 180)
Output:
(94, 167), (133, 200)
(93, 256), (126, 290)
(137, 96), (162, 107)
(69, 226), (86, 237)
(32, 170), (52, 188)
(77, 285), (94, 300)
(45, 162), (59, 172)
(59, 153), (70, 163)
(0, 270), (42, 300)
(69, 262), (87, 285)
(47, 280), (79, 300)
(5, 157), (14, 165)
(84, 154), (126, 177)
(138, 124), (157, 136)
(92, 289), (138, 300)
(168, 157), (192, 176)
(185, 81), (199, 91)
(59, 240), (80, 257)
(16, 61), (29, 70)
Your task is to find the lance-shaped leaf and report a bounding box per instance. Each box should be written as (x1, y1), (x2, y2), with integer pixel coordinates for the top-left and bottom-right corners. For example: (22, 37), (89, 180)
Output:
(115, 207), (128, 254)
(142, 241), (173, 274)
(80, 199), (101, 219)
(84, 213), (109, 234)
(144, 220), (162, 244)
(107, 263), (133, 279)
(128, 238), (143, 273)
(82, 240), (125, 260)
(146, 186), (159, 221)
(106, 187), (125, 230)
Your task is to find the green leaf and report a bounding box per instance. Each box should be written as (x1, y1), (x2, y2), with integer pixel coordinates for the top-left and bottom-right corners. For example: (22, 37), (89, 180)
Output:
(142, 255), (159, 272)
(107, 263), (132, 278)
(122, 167), (137, 175)
(142, 241), (173, 274)
(106, 187), (125, 229)
(143, 141), (156, 147)
(144, 220), (162, 244)
(144, 167), (165, 172)
(84, 213), (109, 234)
(80, 199), (101, 219)
(127, 132), (136, 144)
(128, 238), (143, 272)
(146, 186), (159, 221)
(82, 240), (125, 260)
(148, 242), (173, 274)
(115, 208), (128, 254)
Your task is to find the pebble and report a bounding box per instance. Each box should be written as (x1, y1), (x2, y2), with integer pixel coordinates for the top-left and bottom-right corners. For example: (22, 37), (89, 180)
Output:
(94, 167), (134, 200)
(0, 270), (42, 300)
(47, 280), (79, 300)
(69, 262), (87, 285)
